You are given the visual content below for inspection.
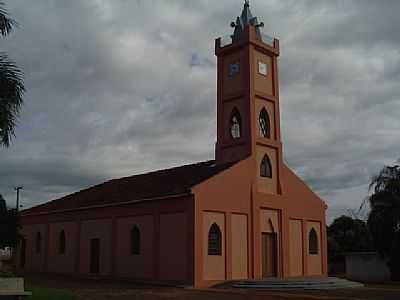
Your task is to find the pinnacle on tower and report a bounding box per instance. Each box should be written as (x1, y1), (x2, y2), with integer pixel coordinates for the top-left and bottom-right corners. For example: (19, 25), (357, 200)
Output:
(230, 0), (264, 42)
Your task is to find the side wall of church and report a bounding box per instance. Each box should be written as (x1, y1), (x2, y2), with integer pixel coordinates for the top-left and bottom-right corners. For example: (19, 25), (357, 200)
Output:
(19, 195), (195, 284)
(18, 223), (46, 273)
(48, 221), (78, 274)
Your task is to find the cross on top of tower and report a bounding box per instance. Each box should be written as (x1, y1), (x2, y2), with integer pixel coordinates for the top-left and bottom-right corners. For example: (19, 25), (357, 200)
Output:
(230, 0), (264, 42)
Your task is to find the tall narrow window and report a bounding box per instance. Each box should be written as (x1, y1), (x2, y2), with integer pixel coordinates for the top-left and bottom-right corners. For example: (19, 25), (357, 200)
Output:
(230, 108), (242, 139)
(309, 228), (318, 255)
(208, 223), (222, 256)
(259, 108), (270, 138)
(131, 225), (141, 255)
(260, 154), (272, 178)
(59, 230), (66, 255)
(35, 232), (42, 254)
(20, 239), (26, 268)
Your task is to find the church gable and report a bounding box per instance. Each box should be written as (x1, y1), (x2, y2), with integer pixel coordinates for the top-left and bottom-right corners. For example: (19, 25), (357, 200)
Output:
(282, 163), (326, 209)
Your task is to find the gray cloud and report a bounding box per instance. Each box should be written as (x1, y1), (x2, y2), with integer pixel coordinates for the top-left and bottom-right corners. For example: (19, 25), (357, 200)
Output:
(1, 0), (399, 223)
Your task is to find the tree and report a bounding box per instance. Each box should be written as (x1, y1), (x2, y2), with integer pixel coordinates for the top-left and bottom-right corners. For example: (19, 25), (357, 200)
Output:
(328, 215), (373, 256)
(368, 164), (400, 280)
(327, 215), (373, 274)
(0, 2), (24, 147)
(0, 194), (19, 248)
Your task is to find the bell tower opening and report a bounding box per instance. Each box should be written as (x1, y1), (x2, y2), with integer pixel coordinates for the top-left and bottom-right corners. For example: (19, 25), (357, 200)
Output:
(214, 0), (283, 194)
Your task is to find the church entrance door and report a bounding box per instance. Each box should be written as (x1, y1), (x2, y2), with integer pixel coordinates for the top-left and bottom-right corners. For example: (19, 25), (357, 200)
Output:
(90, 238), (100, 274)
(261, 233), (277, 277)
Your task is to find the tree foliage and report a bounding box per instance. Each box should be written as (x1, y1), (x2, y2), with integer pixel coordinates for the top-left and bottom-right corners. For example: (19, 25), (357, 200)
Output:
(328, 215), (373, 260)
(0, 194), (19, 248)
(368, 164), (400, 280)
(0, 1), (24, 147)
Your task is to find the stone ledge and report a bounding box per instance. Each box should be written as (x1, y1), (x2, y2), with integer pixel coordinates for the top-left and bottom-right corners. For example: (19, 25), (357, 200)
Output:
(0, 291), (32, 296)
(0, 278), (32, 297)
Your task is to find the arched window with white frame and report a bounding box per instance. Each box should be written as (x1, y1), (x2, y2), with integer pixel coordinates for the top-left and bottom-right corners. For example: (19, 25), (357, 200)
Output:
(259, 108), (270, 138)
(229, 108), (242, 140)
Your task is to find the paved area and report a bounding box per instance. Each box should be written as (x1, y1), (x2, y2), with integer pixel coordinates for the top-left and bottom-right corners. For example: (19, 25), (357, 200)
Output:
(25, 275), (400, 300)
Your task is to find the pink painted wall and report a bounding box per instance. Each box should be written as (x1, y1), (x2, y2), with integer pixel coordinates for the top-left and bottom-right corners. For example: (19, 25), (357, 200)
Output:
(202, 212), (226, 281)
(115, 215), (155, 279)
(159, 212), (188, 282)
(306, 221), (322, 276)
(20, 195), (194, 285)
(231, 214), (248, 279)
(47, 222), (77, 273)
(79, 219), (112, 275)
(20, 224), (46, 273)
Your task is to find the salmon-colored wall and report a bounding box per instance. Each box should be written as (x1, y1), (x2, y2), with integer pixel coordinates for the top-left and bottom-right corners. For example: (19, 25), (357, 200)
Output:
(223, 50), (245, 97)
(256, 146), (278, 194)
(193, 152), (327, 287)
(215, 30), (252, 165)
(115, 215), (155, 279)
(202, 212), (225, 280)
(47, 222), (77, 274)
(159, 212), (188, 281)
(289, 219), (303, 276)
(19, 224), (46, 273)
(306, 221), (322, 275)
(193, 158), (253, 287)
(80, 219), (113, 275)
(20, 195), (195, 285)
(260, 209), (279, 233)
(253, 51), (273, 96)
(231, 214), (248, 279)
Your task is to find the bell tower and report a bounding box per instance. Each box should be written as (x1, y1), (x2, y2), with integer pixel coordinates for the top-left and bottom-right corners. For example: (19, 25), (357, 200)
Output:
(215, 0), (283, 194)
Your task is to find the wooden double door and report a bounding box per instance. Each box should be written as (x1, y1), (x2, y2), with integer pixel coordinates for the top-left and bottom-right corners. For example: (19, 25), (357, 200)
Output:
(261, 233), (278, 278)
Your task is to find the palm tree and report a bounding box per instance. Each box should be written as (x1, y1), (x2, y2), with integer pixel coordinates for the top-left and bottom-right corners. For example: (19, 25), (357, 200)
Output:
(0, 2), (24, 147)
(0, 194), (19, 248)
(368, 164), (400, 280)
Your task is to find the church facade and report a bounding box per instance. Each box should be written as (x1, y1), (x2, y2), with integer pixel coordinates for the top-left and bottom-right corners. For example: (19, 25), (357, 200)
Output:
(18, 2), (327, 288)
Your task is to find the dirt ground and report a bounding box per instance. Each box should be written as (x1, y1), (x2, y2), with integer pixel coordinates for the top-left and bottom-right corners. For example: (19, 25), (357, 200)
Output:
(26, 275), (400, 300)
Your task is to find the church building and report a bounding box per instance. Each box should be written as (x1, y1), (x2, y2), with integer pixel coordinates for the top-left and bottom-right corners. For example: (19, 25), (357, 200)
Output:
(19, 2), (327, 287)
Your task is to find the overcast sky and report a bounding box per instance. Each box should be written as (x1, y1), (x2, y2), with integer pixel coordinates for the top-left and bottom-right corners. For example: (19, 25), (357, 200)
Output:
(1, 0), (400, 223)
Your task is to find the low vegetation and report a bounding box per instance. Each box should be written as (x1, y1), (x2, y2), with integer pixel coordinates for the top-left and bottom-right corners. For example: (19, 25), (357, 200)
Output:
(25, 285), (77, 300)
(0, 270), (15, 277)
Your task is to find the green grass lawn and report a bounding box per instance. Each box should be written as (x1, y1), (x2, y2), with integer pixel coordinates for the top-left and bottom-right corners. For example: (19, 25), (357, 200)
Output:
(25, 284), (77, 300)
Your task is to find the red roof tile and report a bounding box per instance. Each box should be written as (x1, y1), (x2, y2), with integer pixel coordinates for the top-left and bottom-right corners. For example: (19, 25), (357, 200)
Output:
(23, 160), (236, 215)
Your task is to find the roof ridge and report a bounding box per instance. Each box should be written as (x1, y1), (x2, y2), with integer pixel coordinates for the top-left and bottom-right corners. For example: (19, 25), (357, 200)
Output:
(22, 159), (239, 215)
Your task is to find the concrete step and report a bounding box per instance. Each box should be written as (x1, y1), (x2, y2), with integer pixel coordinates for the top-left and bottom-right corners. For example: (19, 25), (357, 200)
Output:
(230, 277), (364, 290)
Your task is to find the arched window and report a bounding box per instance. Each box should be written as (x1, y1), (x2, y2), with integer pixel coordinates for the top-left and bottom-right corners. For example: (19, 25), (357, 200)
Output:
(260, 154), (272, 178)
(309, 228), (318, 255)
(59, 230), (66, 255)
(259, 108), (270, 138)
(208, 223), (222, 256)
(229, 108), (242, 139)
(35, 232), (42, 254)
(131, 225), (141, 255)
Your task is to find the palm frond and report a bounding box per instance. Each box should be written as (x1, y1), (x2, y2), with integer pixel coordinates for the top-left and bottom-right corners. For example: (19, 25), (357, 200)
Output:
(0, 53), (24, 147)
(0, 1), (16, 37)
